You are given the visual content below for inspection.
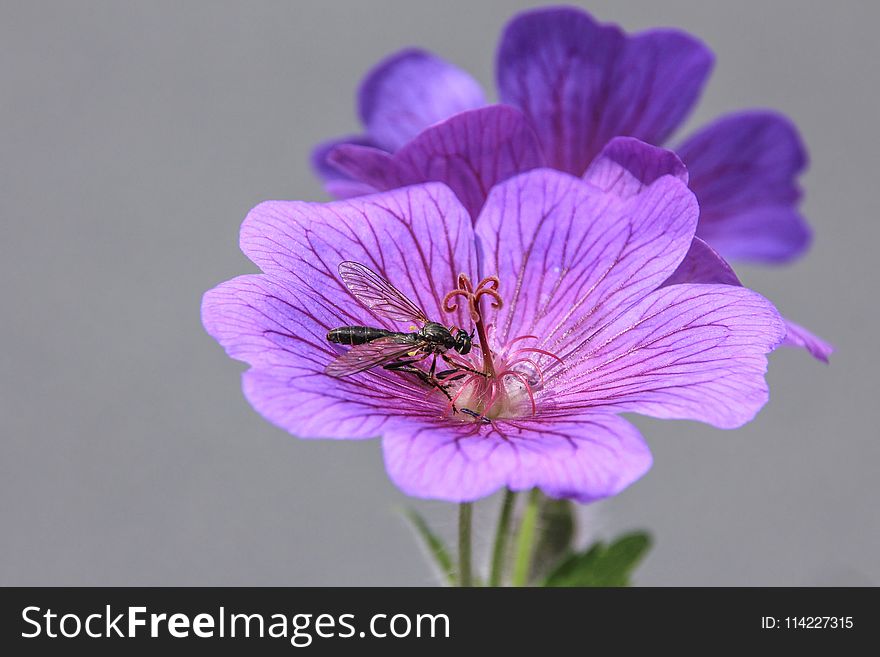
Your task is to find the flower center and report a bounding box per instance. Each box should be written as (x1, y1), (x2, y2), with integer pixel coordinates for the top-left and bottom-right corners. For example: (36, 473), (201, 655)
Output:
(441, 274), (561, 422)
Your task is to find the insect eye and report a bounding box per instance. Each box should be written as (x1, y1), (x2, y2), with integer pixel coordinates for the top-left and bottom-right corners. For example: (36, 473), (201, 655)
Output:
(454, 330), (472, 354)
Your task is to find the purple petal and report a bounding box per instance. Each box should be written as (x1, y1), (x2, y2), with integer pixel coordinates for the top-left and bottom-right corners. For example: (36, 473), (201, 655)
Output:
(780, 318), (834, 363)
(497, 7), (712, 175)
(240, 184), (477, 331)
(609, 29), (714, 147)
(323, 179), (381, 201)
(310, 135), (381, 199)
(583, 136), (688, 198)
(330, 105), (545, 219)
(382, 413), (651, 503)
(553, 284), (785, 428)
(476, 168), (699, 358)
(326, 143), (400, 191)
(311, 134), (375, 182)
(662, 239), (832, 362)
(202, 185), (480, 438)
(358, 48), (486, 152)
(496, 8), (622, 175)
(202, 274), (428, 439)
(696, 205), (811, 264)
(661, 237), (742, 287)
(678, 110), (811, 263)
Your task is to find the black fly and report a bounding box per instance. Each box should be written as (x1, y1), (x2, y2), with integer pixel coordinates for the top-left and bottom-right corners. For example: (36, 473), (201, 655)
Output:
(325, 261), (483, 408)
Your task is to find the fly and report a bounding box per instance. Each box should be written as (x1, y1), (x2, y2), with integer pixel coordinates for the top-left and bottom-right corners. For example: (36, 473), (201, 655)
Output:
(325, 261), (484, 410)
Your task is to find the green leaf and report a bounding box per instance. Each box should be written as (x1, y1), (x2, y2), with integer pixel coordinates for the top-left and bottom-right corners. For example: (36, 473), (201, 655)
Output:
(529, 495), (576, 582)
(543, 531), (652, 587)
(403, 508), (455, 585)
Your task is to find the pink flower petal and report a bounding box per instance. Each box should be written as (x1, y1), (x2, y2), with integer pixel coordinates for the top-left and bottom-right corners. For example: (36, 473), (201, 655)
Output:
(476, 169), (699, 357)
(382, 413), (651, 503)
(553, 284), (785, 428)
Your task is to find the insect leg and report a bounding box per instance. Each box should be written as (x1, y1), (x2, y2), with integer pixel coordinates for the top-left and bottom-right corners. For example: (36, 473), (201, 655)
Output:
(436, 369), (467, 381)
(384, 360), (459, 410)
(384, 358), (422, 369)
(441, 354), (487, 377)
(460, 408), (491, 424)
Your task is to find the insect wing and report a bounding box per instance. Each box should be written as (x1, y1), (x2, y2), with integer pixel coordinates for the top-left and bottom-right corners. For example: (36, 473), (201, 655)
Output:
(339, 261), (429, 325)
(324, 335), (419, 377)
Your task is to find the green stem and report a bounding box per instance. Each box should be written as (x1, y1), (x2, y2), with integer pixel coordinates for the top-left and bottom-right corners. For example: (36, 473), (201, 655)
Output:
(511, 488), (541, 587)
(488, 489), (516, 586)
(458, 502), (473, 587)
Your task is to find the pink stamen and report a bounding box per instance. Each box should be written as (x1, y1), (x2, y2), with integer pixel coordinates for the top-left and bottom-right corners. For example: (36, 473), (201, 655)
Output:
(506, 334), (539, 346)
(506, 357), (546, 386)
(511, 346), (565, 364)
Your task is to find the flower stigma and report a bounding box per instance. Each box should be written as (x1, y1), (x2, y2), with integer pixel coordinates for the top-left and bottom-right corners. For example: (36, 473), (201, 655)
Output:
(442, 274), (562, 423)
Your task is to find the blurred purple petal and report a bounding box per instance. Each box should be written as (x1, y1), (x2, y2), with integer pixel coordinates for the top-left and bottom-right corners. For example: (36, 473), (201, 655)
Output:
(781, 318), (834, 363)
(311, 134), (375, 182)
(678, 110), (811, 263)
(583, 136), (687, 197)
(382, 413), (651, 503)
(330, 105), (545, 219)
(476, 169), (699, 355)
(358, 48), (485, 152)
(323, 178), (381, 200)
(310, 135), (380, 199)
(696, 205), (811, 263)
(497, 7), (712, 175)
(326, 143), (400, 191)
(555, 284), (785, 428)
(611, 29), (714, 148)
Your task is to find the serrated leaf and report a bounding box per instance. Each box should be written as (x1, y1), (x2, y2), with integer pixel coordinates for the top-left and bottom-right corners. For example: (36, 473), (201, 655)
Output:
(404, 508), (455, 585)
(543, 531), (652, 587)
(529, 495), (576, 582)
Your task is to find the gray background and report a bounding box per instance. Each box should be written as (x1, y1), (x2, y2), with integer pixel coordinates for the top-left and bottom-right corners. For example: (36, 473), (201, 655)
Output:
(2, 0), (877, 586)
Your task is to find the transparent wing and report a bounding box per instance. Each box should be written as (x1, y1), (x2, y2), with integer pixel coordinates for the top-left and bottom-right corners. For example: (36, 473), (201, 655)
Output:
(339, 261), (429, 325)
(324, 335), (421, 377)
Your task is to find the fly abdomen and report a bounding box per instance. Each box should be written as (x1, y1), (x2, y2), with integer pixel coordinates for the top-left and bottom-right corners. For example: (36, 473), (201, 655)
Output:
(327, 326), (395, 346)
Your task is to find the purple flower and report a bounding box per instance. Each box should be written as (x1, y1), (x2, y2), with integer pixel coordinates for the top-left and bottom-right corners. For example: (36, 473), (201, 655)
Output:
(311, 7), (831, 362)
(202, 159), (785, 503)
(314, 6), (811, 265)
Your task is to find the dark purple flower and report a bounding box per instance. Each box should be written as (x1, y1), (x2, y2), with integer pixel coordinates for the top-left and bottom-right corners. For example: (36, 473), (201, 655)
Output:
(202, 160), (784, 503)
(311, 7), (830, 363)
(314, 7), (811, 266)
